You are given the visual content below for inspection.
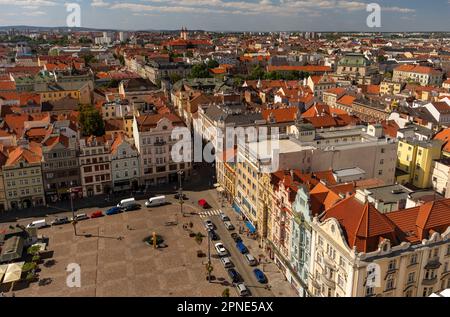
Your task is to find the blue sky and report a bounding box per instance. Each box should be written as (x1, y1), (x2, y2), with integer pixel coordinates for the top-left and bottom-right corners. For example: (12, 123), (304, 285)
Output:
(0, 0), (449, 31)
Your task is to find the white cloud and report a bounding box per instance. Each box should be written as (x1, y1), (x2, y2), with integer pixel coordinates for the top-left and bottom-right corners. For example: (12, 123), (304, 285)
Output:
(91, 0), (109, 7)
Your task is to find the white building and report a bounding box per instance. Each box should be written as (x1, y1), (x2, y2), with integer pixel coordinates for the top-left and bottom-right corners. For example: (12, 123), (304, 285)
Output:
(110, 133), (140, 192)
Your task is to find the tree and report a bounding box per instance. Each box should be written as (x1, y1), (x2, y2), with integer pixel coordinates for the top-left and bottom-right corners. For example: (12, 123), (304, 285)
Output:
(248, 65), (265, 80)
(222, 288), (230, 297)
(189, 64), (211, 78)
(195, 232), (204, 245)
(83, 54), (96, 65)
(207, 59), (219, 69)
(78, 105), (105, 137)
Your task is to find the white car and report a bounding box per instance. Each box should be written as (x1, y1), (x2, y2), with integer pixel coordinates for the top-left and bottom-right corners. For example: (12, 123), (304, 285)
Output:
(235, 283), (250, 297)
(220, 257), (233, 268)
(215, 242), (228, 257)
(219, 212), (230, 222)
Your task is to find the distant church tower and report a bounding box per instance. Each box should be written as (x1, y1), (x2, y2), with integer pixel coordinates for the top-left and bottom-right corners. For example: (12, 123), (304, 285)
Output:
(180, 27), (188, 40)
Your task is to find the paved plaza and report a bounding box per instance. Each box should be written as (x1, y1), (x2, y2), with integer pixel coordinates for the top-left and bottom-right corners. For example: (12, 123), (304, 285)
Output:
(1, 205), (234, 297)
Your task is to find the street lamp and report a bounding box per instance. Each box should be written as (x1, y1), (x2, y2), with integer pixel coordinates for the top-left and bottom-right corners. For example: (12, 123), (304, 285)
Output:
(68, 182), (78, 236)
(177, 170), (184, 216)
(207, 228), (212, 282)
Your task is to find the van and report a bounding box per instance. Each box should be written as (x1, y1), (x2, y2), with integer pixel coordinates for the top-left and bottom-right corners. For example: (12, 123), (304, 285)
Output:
(145, 195), (166, 207)
(26, 219), (48, 229)
(117, 198), (136, 208)
(244, 253), (257, 266)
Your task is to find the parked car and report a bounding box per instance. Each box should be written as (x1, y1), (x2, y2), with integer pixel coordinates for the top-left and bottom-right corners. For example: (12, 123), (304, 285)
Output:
(26, 219), (49, 229)
(235, 283), (250, 296)
(224, 221), (235, 231)
(231, 232), (242, 243)
(90, 211), (104, 218)
(105, 206), (122, 215)
(204, 219), (215, 231)
(236, 241), (248, 254)
(220, 257), (233, 268)
(51, 217), (70, 226)
(227, 268), (241, 283)
(219, 212), (230, 222)
(215, 242), (228, 257)
(124, 203), (141, 212)
(244, 253), (258, 266)
(72, 213), (89, 221)
(209, 230), (219, 241)
(253, 268), (267, 283)
(198, 199), (210, 209)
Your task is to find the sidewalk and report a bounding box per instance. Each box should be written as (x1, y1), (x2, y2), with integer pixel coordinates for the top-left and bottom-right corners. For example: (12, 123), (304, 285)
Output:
(212, 195), (298, 297)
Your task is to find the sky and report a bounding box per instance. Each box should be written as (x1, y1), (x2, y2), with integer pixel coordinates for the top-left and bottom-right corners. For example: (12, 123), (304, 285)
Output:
(0, 0), (449, 32)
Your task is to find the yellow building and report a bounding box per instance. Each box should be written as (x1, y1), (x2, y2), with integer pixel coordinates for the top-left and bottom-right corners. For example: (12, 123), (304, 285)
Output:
(396, 139), (443, 188)
(380, 80), (404, 95)
(216, 148), (237, 203)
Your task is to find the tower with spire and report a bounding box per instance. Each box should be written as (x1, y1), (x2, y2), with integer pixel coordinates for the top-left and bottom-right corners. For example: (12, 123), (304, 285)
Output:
(180, 27), (188, 40)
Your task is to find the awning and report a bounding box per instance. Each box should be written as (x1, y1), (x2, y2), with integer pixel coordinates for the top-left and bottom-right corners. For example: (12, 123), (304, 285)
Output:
(232, 202), (241, 214)
(3, 262), (24, 284)
(245, 221), (256, 233)
(0, 264), (8, 283)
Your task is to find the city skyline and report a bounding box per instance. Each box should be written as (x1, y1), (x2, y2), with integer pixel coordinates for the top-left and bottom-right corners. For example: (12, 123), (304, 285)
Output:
(0, 0), (449, 32)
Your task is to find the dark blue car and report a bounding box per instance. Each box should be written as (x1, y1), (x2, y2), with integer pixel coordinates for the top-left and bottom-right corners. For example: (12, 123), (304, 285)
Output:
(253, 268), (267, 283)
(106, 206), (122, 215)
(236, 241), (248, 254)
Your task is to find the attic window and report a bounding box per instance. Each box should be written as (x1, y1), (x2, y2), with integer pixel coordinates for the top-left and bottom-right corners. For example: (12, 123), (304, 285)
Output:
(162, 126), (168, 130)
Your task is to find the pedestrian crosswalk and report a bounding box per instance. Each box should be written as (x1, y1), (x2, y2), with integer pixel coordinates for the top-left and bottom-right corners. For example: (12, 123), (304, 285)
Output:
(199, 209), (223, 218)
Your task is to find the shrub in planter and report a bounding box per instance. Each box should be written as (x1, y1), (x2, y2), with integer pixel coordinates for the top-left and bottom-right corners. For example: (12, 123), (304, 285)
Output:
(32, 255), (41, 263)
(22, 262), (37, 273)
(26, 272), (37, 282)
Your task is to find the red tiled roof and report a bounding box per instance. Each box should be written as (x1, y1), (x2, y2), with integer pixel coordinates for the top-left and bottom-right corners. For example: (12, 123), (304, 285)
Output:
(394, 64), (441, 75)
(321, 196), (398, 252)
(261, 107), (298, 123)
(267, 65), (332, 73)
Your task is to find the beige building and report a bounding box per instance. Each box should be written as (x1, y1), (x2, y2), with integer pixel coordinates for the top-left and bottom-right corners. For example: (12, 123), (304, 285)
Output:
(380, 80), (405, 95)
(2, 142), (45, 210)
(392, 65), (443, 87)
(78, 136), (112, 197)
(309, 194), (450, 297)
(133, 113), (191, 187)
(431, 158), (450, 198)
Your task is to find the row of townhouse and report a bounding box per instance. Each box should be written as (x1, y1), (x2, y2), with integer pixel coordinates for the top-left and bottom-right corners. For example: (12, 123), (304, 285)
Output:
(216, 120), (450, 296)
(240, 164), (450, 297)
(0, 111), (192, 212)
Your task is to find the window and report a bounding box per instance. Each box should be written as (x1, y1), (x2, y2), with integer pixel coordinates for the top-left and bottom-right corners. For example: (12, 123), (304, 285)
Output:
(407, 272), (415, 284)
(410, 254), (418, 265)
(388, 260), (396, 271)
(366, 286), (374, 296)
(386, 275), (395, 290)
(422, 287), (433, 297)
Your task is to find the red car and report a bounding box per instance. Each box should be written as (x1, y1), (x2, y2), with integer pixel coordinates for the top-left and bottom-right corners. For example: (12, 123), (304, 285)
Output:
(198, 199), (210, 209)
(90, 210), (104, 218)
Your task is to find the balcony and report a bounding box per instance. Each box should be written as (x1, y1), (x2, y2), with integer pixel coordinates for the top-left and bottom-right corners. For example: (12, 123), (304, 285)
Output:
(321, 274), (336, 289)
(154, 140), (167, 146)
(422, 277), (437, 286)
